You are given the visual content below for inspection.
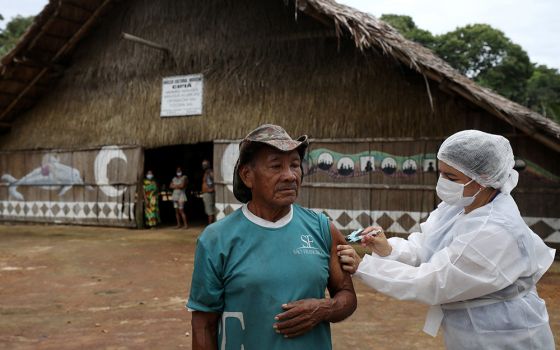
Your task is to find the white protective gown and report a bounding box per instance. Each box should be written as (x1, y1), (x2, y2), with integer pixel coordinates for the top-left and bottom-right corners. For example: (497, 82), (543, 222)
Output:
(355, 193), (556, 349)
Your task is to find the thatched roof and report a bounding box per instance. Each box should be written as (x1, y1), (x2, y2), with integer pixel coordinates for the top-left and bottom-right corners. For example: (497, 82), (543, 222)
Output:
(298, 0), (560, 151)
(0, 0), (112, 130)
(0, 0), (559, 151)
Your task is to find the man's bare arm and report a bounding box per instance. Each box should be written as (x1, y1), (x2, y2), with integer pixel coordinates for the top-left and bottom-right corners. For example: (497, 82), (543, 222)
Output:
(192, 311), (220, 350)
(324, 222), (358, 322)
(273, 222), (357, 337)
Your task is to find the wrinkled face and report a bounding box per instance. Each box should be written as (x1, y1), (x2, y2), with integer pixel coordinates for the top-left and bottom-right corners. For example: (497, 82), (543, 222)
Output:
(240, 147), (302, 208)
(438, 160), (482, 197)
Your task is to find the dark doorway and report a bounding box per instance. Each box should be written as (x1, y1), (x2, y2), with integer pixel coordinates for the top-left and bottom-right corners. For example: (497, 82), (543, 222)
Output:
(143, 142), (213, 227)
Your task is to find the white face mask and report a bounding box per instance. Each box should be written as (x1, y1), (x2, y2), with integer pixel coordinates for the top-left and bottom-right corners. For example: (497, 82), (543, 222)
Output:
(436, 175), (483, 207)
(146, 174), (154, 180)
(176, 172), (182, 177)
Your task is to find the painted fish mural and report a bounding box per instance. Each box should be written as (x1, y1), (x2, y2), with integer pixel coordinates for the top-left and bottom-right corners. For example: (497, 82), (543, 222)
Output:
(2, 154), (92, 200)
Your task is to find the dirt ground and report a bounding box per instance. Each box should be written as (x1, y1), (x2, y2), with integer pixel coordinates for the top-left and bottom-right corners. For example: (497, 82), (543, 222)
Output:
(0, 223), (558, 350)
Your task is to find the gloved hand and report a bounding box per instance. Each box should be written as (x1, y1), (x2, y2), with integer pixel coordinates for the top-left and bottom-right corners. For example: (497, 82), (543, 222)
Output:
(359, 226), (392, 257)
(338, 226), (392, 274)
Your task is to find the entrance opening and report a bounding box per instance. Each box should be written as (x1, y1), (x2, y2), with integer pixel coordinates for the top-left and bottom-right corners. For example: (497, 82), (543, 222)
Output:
(143, 142), (213, 227)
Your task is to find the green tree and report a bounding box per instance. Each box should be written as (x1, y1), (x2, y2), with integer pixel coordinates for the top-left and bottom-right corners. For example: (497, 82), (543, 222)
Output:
(434, 24), (533, 103)
(381, 16), (541, 112)
(382, 16), (560, 122)
(380, 14), (436, 48)
(0, 15), (35, 56)
(526, 65), (560, 122)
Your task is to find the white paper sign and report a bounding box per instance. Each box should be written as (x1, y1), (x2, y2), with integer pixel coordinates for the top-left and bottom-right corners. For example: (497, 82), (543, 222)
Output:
(160, 74), (203, 117)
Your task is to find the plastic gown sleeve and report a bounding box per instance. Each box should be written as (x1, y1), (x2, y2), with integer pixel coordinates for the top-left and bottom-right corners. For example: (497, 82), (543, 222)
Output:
(379, 233), (425, 266)
(355, 226), (529, 305)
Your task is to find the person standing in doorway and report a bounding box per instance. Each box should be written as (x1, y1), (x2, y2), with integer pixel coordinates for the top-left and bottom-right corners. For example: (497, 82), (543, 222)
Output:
(200, 159), (216, 224)
(170, 166), (188, 229)
(143, 170), (160, 228)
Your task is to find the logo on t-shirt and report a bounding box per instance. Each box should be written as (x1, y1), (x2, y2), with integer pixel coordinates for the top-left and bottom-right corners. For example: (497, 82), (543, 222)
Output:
(293, 234), (321, 255)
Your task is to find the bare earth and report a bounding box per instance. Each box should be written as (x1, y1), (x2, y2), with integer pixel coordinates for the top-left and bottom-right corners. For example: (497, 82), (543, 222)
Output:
(0, 224), (558, 350)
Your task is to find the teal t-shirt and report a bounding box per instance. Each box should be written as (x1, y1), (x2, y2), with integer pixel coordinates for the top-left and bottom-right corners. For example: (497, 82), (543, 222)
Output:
(187, 204), (332, 350)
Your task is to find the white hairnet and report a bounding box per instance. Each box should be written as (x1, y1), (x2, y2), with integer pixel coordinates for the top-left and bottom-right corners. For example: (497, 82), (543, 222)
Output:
(437, 130), (519, 194)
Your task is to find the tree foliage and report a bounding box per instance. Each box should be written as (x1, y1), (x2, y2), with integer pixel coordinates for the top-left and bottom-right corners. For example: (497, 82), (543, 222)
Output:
(382, 14), (560, 123)
(526, 65), (560, 121)
(0, 14), (35, 56)
(435, 24), (533, 102)
(380, 15), (436, 48)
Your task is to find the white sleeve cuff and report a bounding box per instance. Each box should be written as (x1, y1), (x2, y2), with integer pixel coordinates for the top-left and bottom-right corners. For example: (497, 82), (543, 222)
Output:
(366, 240), (400, 260)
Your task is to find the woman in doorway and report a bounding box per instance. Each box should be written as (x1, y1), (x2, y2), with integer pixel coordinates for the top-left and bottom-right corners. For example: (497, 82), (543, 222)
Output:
(143, 170), (160, 228)
(170, 166), (188, 229)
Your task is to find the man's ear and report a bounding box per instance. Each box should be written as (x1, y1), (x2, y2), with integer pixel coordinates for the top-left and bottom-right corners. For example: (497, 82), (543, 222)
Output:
(239, 164), (254, 189)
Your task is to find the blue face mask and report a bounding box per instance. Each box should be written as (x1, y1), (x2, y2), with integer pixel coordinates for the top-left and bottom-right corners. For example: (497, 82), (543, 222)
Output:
(436, 176), (483, 207)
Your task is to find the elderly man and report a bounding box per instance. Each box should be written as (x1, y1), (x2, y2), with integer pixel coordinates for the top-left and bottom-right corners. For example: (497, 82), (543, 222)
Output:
(187, 124), (357, 349)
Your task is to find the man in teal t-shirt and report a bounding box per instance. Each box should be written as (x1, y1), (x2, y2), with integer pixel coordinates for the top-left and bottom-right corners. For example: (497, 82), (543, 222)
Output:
(187, 124), (357, 349)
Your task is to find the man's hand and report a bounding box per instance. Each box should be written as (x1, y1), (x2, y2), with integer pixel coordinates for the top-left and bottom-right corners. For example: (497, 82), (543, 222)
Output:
(273, 298), (332, 338)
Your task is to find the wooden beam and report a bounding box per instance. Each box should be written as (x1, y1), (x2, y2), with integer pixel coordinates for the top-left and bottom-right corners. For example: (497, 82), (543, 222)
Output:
(121, 32), (170, 53)
(0, 3), (57, 66)
(0, 122), (12, 133)
(26, 7), (63, 52)
(0, 91), (39, 102)
(0, 0), (113, 121)
(13, 55), (67, 72)
(62, 1), (95, 14)
(0, 78), (50, 92)
(40, 31), (71, 40)
(0, 77), (32, 86)
(53, 14), (87, 26)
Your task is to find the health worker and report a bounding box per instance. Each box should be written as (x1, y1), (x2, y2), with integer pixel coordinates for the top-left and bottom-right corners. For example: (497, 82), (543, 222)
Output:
(337, 129), (555, 349)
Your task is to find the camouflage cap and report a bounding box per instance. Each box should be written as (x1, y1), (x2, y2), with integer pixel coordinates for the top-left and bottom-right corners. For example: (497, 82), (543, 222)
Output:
(233, 124), (309, 203)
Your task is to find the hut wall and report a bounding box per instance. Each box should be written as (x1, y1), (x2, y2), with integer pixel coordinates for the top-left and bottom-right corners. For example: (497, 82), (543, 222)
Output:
(0, 146), (142, 227)
(0, 0), (557, 239)
(214, 136), (560, 244)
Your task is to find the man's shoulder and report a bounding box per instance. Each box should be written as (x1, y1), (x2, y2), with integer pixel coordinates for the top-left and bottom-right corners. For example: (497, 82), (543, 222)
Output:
(293, 204), (324, 221)
(199, 209), (244, 240)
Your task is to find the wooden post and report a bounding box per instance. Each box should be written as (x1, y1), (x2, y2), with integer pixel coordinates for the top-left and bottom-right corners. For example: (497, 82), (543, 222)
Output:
(135, 147), (145, 229)
(121, 32), (170, 53)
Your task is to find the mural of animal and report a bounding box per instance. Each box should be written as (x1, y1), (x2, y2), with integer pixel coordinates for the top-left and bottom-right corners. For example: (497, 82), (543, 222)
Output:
(2, 154), (92, 200)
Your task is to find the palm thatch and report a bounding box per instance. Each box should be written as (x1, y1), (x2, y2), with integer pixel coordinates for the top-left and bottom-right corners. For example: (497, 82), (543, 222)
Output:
(0, 0), (558, 152)
(298, 0), (560, 151)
